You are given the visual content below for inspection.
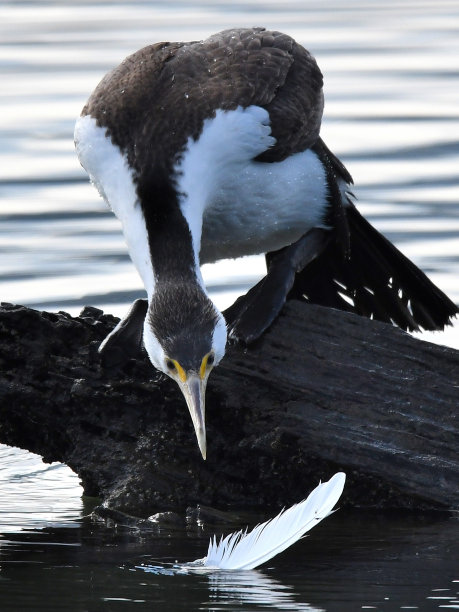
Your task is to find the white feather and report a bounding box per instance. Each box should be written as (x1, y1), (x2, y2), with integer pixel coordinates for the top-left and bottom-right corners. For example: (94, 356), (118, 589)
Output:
(200, 472), (345, 570)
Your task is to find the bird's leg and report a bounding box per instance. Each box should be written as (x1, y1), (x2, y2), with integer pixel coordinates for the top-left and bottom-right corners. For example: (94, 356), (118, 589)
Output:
(98, 298), (148, 370)
(224, 228), (331, 344)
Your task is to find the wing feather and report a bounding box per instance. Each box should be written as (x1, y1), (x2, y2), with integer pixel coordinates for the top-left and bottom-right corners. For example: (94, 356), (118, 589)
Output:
(203, 472), (345, 570)
(82, 27), (324, 176)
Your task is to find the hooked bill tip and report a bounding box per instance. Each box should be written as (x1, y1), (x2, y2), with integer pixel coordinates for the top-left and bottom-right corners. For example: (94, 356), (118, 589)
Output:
(197, 428), (207, 460)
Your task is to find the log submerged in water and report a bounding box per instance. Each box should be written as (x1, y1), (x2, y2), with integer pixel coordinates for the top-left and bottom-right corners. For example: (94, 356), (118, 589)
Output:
(0, 300), (457, 517)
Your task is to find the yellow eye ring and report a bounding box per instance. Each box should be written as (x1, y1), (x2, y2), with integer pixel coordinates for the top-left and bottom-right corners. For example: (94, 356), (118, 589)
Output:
(166, 358), (187, 383)
(200, 352), (214, 380)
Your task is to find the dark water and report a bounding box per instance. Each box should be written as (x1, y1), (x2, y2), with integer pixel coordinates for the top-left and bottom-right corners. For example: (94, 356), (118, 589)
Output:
(0, 1), (458, 609)
(0, 451), (458, 612)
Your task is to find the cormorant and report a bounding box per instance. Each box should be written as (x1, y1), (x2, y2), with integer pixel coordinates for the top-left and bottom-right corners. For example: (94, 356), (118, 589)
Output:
(74, 28), (457, 459)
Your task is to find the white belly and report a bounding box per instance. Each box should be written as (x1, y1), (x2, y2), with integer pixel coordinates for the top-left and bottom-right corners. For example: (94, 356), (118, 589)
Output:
(200, 149), (329, 262)
(174, 105), (329, 265)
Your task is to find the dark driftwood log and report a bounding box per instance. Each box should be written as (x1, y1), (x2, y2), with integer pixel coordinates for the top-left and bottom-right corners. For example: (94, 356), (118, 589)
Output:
(0, 301), (457, 517)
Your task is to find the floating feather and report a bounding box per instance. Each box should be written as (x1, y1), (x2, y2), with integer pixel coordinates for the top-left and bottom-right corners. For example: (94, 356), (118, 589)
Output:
(194, 472), (345, 570)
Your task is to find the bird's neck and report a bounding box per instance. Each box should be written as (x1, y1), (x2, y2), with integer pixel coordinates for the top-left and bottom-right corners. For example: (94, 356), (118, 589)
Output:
(138, 178), (205, 300)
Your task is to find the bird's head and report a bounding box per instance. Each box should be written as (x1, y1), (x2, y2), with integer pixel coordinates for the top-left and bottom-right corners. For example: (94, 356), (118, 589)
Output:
(143, 282), (227, 459)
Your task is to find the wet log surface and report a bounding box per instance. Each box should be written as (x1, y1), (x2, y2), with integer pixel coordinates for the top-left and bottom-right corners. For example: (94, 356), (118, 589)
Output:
(0, 301), (457, 518)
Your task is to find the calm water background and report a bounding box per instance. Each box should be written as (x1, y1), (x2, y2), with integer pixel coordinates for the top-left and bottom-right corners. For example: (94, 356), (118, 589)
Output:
(0, 1), (458, 610)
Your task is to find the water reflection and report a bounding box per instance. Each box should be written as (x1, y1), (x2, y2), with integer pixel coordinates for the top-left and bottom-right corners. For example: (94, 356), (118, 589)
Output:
(0, 445), (83, 534)
(206, 570), (324, 611)
(139, 562), (324, 610)
(140, 563), (324, 610)
(0, 506), (458, 611)
(0, 0), (458, 347)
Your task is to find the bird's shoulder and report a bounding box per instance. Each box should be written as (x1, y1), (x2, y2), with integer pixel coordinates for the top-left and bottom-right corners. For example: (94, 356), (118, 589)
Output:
(82, 28), (324, 171)
(192, 28), (325, 161)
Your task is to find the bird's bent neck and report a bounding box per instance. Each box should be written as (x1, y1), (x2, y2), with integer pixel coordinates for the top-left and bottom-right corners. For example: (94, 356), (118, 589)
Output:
(136, 171), (205, 299)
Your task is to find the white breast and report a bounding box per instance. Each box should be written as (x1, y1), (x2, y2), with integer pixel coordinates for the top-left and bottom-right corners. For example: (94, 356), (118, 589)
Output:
(75, 106), (331, 293)
(174, 105), (330, 264)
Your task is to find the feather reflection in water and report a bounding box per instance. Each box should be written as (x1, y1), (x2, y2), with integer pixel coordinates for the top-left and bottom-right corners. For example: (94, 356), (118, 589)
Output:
(139, 565), (324, 610)
(206, 569), (325, 611)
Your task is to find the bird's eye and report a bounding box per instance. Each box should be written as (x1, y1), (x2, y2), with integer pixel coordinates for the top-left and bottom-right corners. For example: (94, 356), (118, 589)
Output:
(207, 353), (215, 367)
(166, 359), (176, 371)
(165, 358), (187, 382)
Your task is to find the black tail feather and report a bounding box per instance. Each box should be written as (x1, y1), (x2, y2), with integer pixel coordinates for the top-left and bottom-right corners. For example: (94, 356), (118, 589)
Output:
(288, 204), (458, 331)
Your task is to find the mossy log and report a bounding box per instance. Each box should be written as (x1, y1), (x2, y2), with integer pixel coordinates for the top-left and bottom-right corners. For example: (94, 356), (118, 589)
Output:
(0, 301), (457, 517)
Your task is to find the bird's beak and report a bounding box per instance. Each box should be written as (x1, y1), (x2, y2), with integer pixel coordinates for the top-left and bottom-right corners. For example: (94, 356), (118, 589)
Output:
(177, 373), (207, 460)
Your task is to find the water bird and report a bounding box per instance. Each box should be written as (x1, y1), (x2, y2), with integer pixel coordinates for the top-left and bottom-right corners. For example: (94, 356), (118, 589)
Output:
(74, 28), (458, 459)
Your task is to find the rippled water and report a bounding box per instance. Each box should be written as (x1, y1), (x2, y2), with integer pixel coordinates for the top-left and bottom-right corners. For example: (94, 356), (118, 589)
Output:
(0, 1), (458, 610)
(1, 442), (458, 611)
